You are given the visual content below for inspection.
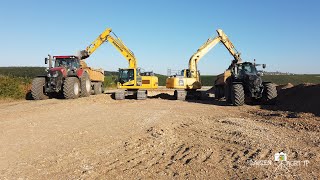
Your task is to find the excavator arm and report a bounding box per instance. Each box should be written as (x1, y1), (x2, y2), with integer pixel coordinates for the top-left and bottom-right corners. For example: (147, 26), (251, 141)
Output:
(188, 35), (222, 78)
(80, 28), (137, 69)
(216, 29), (242, 63)
(188, 29), (242, 78)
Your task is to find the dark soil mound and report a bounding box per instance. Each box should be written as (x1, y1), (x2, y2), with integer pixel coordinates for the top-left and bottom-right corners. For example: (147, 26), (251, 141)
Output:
(275, 83), (320, 116)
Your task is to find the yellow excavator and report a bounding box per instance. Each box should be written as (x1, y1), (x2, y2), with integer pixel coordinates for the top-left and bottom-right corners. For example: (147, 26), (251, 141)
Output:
(166, 29), (242, 100)
(80, 27), (158, 100)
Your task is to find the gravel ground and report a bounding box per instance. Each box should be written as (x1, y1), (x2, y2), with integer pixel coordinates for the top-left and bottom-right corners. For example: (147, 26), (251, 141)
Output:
(0, 90), (319, 179)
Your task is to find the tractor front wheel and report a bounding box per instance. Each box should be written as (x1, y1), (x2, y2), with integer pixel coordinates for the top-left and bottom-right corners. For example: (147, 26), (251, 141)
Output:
(63, 77), (80, 99)
(231, 84), (245, 106)
(31, 77), (48, 100)
(262, 83), (277, 104)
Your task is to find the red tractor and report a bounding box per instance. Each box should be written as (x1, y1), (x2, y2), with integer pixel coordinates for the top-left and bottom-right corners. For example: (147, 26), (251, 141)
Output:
(31, 55), (104, 100)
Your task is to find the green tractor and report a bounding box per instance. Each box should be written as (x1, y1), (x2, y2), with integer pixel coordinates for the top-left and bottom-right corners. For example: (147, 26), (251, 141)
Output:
(214, 61), (277, 106)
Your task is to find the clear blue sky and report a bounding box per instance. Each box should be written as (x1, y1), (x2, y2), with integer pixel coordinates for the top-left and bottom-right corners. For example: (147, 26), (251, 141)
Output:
(0, 0), (319, 74)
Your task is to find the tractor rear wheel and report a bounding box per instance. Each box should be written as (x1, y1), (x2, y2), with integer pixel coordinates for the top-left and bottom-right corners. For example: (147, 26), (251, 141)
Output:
(31, 77), (48, 100)
(63, 77), (80, 99)
(231, 84), (245, 106)
(80, 72), (91, 97)
(262, 83), (277, 104)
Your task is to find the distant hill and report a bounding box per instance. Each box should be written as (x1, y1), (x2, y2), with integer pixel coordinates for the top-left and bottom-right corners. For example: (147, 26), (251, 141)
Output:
(104, 71), (118, 76)
(0, 67), (46, 78)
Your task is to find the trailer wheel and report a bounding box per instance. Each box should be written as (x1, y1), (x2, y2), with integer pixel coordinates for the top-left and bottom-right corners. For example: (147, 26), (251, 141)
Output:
(225, 78), (232, 103)
(262, 83), (277, 104)
(215, 86), (224, 99)
(80, 72), (91, 97)
(31, 77), (48, 100)
(93, 82), (102, 95)
(63, 77), (80, 99)
(231, 84), (245, 106)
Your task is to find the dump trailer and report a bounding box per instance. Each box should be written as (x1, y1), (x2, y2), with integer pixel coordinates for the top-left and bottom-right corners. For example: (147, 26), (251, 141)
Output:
(31, 55), (104, 100)
(80, 60), (105, 95)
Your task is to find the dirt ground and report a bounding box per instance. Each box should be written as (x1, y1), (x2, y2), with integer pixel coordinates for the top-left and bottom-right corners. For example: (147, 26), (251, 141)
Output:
(0, 88), (319, 179)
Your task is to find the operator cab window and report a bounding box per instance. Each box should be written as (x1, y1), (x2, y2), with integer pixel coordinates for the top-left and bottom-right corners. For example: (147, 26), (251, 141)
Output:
(70, 59), (80, 69)
(239, 63), (257, 74)
(119, 69), (134, 83)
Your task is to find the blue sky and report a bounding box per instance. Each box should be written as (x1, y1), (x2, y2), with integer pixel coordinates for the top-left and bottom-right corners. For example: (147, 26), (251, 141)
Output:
(0, 0), (319, 74)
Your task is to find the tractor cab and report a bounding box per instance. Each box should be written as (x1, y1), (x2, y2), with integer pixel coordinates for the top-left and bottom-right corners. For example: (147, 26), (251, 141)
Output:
(45, 55), (80, 70)
(52, 56), (80, 70)
(235, 62), (258, 77)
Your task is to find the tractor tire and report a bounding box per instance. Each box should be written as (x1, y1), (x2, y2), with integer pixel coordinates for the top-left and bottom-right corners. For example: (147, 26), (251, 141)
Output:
(262, 83), (277, 104)
(115, 90), (125, 100)
(137, 90), (147, 100)
(174, 90), (186, 101)
(231, 84), (245, 106)
(31, 77), (48, 100)
(63, 77), (80, 99)
(93, 82), (102, 95)
(80, 72), (91, 97)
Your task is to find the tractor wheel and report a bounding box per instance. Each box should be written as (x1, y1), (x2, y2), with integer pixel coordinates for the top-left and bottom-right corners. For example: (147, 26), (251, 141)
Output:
(137, 90), (147, 100)
(174, 90), (186, 101)
(93, 82), (102, 95)
(115, 90), (125, 100)
(231, 84), (245, 106)
(63, 77), (80, 99)
(31, 77), (48, 100)
(262, 83), (277, 104)
(80, 72), (91, 97)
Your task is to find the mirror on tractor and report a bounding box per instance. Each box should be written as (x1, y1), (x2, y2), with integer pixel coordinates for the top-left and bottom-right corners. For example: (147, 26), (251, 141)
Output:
(262, 64), (266, 69)
(45, 58), (48, 64)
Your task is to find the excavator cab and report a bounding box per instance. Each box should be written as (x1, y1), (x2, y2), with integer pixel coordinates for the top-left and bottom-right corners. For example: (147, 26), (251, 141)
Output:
(118, 68), (142, 86)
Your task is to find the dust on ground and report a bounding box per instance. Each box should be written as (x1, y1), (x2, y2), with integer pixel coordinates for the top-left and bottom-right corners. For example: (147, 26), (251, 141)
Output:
(0, 85), (319, 179)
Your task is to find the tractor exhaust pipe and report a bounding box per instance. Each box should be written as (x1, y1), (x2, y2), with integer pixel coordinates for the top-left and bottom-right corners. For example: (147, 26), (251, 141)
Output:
(48, 55), (53, 69)
(45, 54), (53, 69)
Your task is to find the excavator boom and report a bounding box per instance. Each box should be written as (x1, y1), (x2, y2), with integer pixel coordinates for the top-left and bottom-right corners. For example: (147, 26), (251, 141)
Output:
(188, 29), (242, 79)
(78, 26), (158, 100)
(166, 29), (243, 96)
(80, 28), (137, 69)
(216, 29), (242, 63)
